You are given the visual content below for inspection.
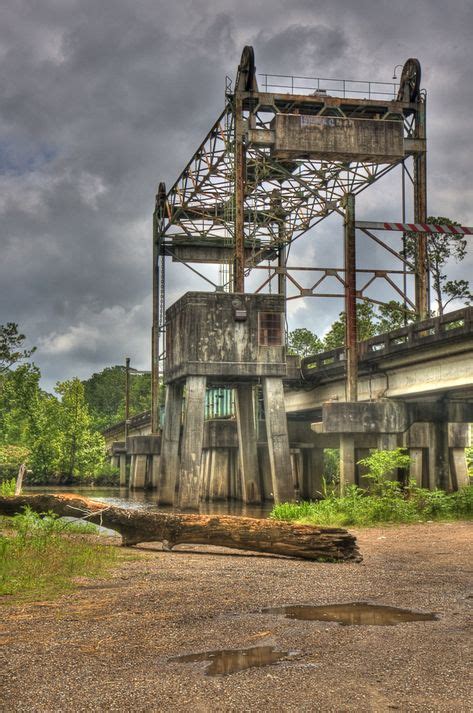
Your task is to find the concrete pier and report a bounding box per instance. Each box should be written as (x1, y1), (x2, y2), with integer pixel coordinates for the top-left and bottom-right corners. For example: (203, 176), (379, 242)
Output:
(178, 375), (207, 509)
(158, 382), (184, 505)
(263, 377), (294, 503)
(235, 384), (262, 503)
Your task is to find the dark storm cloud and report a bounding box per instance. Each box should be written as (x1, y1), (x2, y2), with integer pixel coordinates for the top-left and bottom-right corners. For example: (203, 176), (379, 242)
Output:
(0, 0), (471, 390)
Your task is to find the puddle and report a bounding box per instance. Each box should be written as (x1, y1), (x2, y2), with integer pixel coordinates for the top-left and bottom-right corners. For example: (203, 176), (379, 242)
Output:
(170, 645), (291, 676)
(263, 602), (438, 626)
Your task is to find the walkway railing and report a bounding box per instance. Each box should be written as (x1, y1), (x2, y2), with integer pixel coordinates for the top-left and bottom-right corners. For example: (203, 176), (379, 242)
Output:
(259, 73), (398, 100)
(301, 306), (472, 380)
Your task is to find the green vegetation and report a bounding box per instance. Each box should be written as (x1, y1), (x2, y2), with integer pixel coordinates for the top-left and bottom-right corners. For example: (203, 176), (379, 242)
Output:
(271, 484), (473, 527)
(0, 324), (112, 485)
(83, 365), (152, 431)
(0, 507), (122, 602)
(0, 478), (16, 496)
(271, 449), (473, 527)
(288, 300), (413, 357)
(404, 216), (472, 315)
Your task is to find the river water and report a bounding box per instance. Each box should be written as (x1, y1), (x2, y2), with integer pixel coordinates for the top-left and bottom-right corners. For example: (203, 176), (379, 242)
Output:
(24, 486), (273, 519)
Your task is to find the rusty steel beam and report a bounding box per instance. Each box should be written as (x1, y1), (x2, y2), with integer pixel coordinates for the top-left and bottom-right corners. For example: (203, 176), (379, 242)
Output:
(344, 193), (358, 402)
(414, 97), (428, 319)
(234, 92), (245, 292)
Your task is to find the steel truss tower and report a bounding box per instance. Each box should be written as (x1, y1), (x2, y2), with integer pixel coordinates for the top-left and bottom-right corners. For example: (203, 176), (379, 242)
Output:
(152, 47), (426, 432)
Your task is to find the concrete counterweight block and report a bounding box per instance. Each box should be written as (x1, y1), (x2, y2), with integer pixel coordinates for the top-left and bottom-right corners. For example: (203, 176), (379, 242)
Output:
(177, 375), (207, 510)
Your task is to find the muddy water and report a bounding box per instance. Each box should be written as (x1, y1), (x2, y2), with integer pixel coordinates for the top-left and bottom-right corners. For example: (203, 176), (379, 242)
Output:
(170, 646), (292, 676)
(24, 486), (272, 518)
(263, 602), (438, 626)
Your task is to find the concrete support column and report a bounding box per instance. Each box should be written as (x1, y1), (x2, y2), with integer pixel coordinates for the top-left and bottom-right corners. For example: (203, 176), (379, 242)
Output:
(209, 449), (230, 501)
(449, 449), (470, 490)
(119, 454), (127, 487)
(235, 384), (262, 503)
(409, 448), (424, 487)
(339, 434), (356, 494)
(111, 455), (120, 469)
(178, 375), (207, 510)
(229, 449), (242, 501)
(150, 455), (160, 489)
(258, 447), (273, 501)
(429, 421), (450, 490)
(303, 448), (324, 500)
(130, 454), (147, 490)
(158, 382), (184, 506)
(262, 377), (294, 503)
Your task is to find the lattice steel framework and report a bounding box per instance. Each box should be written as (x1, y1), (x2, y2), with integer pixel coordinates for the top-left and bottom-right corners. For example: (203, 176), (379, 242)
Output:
(151, 48), (427, 429)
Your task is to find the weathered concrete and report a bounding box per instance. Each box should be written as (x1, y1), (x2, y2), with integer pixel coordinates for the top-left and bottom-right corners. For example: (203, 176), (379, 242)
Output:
(158, 382), (183, 506)
(271, 114), (404, 162)
(209, 449), (230, 500)
(303, 448), (324, 499)
(450, 449), (470, 489)
(130, 454), (147, 490)
(178, 376), (207, 509)
(235, 384), (262, 503)
(263, 377), (294, 503)
(339, 434), (356, 493)
(119, 454), (127, 487)
(165, 292), (286, 382)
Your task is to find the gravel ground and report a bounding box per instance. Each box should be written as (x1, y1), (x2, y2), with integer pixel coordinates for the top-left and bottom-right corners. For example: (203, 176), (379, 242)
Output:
(1, 521), (472, 712)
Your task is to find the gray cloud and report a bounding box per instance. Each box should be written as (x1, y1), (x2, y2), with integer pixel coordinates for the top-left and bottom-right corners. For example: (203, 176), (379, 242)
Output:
(0, 0), (471, 391)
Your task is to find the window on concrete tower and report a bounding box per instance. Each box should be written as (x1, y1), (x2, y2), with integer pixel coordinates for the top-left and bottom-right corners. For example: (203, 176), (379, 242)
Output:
(258, 312), (283, 346)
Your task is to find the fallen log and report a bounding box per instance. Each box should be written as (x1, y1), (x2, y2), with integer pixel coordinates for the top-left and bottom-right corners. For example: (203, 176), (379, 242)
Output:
(0, 494), (362, 562)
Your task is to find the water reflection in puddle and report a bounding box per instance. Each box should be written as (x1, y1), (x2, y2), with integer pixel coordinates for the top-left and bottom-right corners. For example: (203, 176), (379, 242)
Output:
(171, 645), (292, 676)
(263, 602), (438, 626)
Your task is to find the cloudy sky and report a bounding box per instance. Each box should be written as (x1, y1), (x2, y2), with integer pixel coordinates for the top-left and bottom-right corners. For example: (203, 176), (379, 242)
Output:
(1, 0), (472, 391)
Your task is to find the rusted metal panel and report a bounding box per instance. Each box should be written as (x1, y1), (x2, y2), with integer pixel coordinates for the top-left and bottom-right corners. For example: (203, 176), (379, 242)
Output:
(271, 114), (404, 161)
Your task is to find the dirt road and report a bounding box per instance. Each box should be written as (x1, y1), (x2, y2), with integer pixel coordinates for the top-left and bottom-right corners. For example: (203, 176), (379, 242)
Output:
(1, 521), (472, 712)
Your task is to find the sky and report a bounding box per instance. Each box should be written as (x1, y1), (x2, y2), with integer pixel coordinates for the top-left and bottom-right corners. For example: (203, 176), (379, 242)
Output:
(1, 0), (472, 392)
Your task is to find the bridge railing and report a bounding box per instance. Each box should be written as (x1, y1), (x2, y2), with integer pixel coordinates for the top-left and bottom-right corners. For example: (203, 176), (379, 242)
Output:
(300, 306), (472, 381)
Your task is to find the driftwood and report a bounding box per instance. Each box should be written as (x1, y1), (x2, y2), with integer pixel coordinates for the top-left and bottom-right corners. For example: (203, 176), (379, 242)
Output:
(14, 463), (26, 496)
(0, 494), (362, 562)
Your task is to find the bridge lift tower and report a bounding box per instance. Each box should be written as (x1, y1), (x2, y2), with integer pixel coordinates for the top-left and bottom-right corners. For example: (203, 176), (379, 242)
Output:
(152, 47), (427, 508)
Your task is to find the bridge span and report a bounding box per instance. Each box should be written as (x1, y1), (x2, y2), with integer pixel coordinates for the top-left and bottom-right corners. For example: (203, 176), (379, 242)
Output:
(105, 307), (472, 502)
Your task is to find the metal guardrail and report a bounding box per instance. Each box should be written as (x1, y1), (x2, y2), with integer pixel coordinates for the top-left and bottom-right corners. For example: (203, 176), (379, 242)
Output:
(258, 73), (398, 100)
(301, 307), (472, 380)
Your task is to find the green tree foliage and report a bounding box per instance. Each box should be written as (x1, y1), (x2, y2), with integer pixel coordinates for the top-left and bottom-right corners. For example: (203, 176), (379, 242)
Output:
(287, 328), (324, 357)
(288, 301), (415, 357)
(404, 216), (472, 315)
(54, 378), (106, 479)
(83, 366), (152, 429)
(0, 323), (35, 374)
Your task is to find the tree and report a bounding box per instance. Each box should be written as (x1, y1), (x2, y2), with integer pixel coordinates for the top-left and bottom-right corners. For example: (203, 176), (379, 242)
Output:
(83, 365), (152, 429)
(55, 378), (105, 479)
(0, 323), (35, 374)
(323, 302), (379, 350)
(404, 216), (472, 315)
(287, 328), (324, 357)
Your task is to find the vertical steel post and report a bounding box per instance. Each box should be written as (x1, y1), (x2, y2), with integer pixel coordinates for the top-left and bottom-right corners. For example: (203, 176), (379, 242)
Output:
(125, 356), (130, 442)
(233, 92), (245, 292)
(151, 196), (161, 433)
(344, 193), (357, 402)
(414, 97), (428, 319)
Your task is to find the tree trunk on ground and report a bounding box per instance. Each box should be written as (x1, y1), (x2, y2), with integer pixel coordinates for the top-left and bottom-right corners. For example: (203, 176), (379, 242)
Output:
(0, 494), (362, 563)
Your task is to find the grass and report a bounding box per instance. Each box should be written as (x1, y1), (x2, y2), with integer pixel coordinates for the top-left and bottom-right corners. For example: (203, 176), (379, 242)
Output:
(270, 483), (473, 527)
(0, 478), (16, 496)
(0, 506), (128, 602)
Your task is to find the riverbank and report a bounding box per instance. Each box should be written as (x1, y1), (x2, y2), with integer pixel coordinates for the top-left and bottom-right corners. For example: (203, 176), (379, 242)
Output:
(1, 521), (471, 712)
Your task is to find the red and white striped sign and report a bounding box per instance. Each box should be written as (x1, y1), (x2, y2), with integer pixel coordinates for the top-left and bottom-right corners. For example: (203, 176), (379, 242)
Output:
(356, 221), (473, 235)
